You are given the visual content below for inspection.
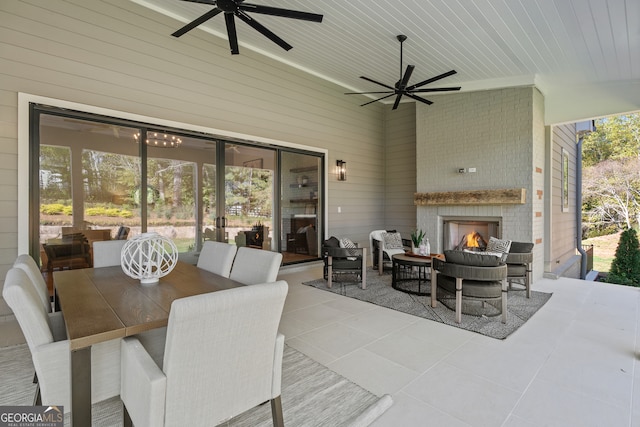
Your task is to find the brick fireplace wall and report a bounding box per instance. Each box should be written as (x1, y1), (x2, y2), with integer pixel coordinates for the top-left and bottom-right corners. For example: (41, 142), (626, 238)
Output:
(415, 87), (546, 280)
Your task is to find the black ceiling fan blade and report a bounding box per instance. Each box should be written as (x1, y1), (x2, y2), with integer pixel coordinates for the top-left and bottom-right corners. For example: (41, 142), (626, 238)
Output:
(360, 76), (395, 91)
(239, 4), (323, 22)
(392, 93), (404, 110)
(398, 65), (415, 90)
(345, 90), (394, 95)
(406, 70), (457, 91)
(172, 8), (222, 37)
(411, 87), (461, 93)
(236, 10), (292, 51)
(179, 0), (216, 5)
(225, 13), (240, 54)
(405, 93), (434, 105)
(360, 93), (396, 107)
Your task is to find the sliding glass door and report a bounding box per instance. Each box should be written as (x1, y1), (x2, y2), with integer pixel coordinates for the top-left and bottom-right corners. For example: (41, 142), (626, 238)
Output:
(281, 152), (321, 263)
(224, 144), (276, 250)
(31, 105), (321, 266)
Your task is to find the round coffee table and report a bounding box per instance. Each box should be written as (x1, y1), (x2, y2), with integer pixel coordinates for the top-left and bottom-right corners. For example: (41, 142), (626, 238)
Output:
(391, 253), (439, 296)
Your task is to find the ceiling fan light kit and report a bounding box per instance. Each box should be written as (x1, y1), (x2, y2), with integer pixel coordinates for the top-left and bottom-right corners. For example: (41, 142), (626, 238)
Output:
(172, 0), (323, 55)
(345, 35), (461, 110)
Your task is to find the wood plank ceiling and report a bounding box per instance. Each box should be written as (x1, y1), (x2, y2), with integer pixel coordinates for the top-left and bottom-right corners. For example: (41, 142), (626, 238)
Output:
(132, 0), (640, 124)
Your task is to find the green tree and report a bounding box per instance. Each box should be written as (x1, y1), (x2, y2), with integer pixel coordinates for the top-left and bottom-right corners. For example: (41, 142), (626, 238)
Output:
(606, 228), (640, 286)
(583, 114), (640, 166)
(583, 158), (640, 230)
(40, 145), (72, 202)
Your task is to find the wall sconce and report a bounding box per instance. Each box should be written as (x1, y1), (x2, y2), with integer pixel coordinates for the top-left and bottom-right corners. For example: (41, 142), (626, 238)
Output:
(336, 160), (347, 181)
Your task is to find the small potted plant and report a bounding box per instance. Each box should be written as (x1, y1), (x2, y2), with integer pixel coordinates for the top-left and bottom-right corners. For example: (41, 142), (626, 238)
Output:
(411, 229), (426, 254)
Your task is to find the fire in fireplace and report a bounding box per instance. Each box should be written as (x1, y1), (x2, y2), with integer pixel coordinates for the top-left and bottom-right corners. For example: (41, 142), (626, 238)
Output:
(457, 231), (488, 251)
(443, 218), (501, 251)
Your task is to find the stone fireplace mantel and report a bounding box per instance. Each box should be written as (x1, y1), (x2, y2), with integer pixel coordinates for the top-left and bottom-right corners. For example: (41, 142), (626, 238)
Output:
(414, 188), (526, 206)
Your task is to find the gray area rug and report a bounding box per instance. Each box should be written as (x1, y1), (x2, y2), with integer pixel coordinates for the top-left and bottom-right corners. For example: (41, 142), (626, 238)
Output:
(0, 344), (392, 427)
(305, 268), (552, 340)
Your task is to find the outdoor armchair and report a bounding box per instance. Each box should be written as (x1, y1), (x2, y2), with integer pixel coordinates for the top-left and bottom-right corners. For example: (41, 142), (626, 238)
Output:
(431, 251), (508, 324)
(116, 226), (131, 240)
(369, 230), (410, 274)
(324, 243), (367, 289)
(505, 242), (534, 298)
(42, 237), (91, 273)
(120, 280), (288, 427)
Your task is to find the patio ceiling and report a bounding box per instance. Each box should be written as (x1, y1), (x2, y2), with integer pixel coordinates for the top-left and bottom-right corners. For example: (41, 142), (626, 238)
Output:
(133, 0), (640, 124)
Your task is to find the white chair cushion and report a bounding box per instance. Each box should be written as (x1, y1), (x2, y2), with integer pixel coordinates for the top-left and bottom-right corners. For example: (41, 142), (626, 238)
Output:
(14, 254), (51, 313)
(3, 267), (122, 413)
(196, 241), (237, 277)
(92, 240), (127, 268)
(229, 247), (283, 285)
(121, 280), (288, 427)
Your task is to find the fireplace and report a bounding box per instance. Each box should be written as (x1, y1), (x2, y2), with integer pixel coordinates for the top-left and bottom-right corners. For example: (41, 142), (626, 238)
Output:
(443, 218), (501, 251)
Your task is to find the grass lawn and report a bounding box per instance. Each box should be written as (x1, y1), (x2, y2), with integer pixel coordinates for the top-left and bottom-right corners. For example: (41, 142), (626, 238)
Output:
(581, 232), (621, 273)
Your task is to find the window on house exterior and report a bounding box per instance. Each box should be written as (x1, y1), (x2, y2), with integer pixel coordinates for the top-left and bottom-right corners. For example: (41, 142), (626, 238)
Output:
(562, 148), (570, 212)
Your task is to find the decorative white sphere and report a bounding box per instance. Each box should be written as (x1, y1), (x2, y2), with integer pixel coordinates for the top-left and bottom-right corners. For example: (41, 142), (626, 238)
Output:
(121, 232), (178, 284)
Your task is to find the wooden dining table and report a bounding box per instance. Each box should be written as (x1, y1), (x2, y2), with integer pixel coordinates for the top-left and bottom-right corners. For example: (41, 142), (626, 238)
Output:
(54, 261), (245, 427)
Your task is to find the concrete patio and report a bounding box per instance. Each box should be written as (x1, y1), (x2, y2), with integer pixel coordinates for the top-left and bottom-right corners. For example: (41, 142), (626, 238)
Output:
(278, 264), (640, 427)
(0, 263), (637, 426)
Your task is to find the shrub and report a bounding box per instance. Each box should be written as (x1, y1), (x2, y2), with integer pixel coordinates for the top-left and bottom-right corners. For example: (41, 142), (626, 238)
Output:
(606, 228), (640, 287)
(105, 208), (122, 217)
(85, 206), (133, 219)
(85, 207), (106, 216)
(583, 224), (618, 239)
(40, 204), (67, 215)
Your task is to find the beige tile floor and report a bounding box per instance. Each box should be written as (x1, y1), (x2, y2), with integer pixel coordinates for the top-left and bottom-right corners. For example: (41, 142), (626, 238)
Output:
(277, 264), (640, 427)
(2, 264), (638, 426)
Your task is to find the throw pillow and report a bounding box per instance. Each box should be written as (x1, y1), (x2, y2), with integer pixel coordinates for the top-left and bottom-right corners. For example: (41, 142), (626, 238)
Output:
(509, 241), (534, 253)
(323, 236), (340, 248)
(445, 250), (503, 267)
(339, 237), (357, 249)
(382, 232), (404, 250)
(486, 237), (512, 254)
(339, 237), (359, 260)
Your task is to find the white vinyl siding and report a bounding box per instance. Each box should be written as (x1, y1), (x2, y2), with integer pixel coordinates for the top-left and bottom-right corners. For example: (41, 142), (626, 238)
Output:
(0, 0), (385, 313)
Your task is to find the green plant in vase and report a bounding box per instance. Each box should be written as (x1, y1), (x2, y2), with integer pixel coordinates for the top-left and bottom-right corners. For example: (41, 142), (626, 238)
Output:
(411, 229), (426, 253)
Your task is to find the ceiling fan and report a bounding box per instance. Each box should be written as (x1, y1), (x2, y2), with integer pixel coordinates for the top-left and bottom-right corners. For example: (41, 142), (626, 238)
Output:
(171, 0), (323, 55)
(345, 35), (461, 110)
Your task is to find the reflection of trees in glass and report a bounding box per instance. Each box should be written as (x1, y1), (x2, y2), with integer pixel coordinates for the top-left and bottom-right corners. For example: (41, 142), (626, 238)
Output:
(82, 149), (140, 204)
(40, 145), (71, 202)
(202, 164), (216, 220)
(147, 158), (195, 220)
(225, 166), (272, 217)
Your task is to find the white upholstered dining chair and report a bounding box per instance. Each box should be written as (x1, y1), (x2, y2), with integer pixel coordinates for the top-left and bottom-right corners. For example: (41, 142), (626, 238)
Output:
(92, 239), (127, 268)
(2, 267), (122, 412)
(120, 280), (289, 427)
(229, 246), (283, 285)
(13, 254), (51, 313)
(196, 241), (237, 277)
